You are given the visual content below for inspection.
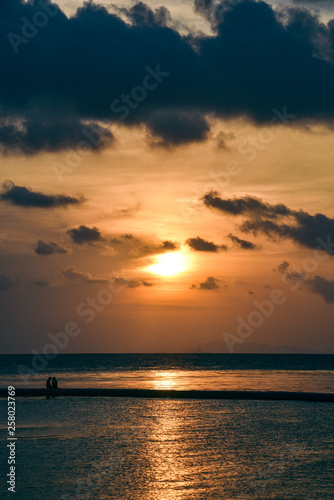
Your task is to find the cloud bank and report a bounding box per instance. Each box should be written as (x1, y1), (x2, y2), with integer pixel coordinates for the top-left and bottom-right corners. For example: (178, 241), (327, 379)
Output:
(2, 0), (334, 153)
(203, 192), (334, 253)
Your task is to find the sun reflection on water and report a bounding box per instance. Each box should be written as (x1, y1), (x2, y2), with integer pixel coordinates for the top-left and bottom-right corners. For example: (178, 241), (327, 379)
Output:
(152, 371), (178, 390)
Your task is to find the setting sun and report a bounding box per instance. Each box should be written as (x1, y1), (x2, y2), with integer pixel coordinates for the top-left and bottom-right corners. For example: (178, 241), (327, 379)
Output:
(145, 252), (189, 277)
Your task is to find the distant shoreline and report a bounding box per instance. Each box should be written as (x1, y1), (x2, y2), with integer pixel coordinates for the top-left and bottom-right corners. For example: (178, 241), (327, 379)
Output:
(0, 388), (333, 402)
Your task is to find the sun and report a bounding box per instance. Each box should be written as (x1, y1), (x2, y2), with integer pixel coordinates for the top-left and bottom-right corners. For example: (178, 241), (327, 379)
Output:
(145, 252), (188, 277)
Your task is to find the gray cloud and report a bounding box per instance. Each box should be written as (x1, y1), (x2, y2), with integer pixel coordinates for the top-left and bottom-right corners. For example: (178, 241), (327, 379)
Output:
(34, 278), (50, 287)
(0, 273), (19, 292)
(67, 226), (103, 245)
(109, 233), (180, 256)
(61, 267), (109, 284)
(34, 240), (67, 256)
(203, 192), (334, 253)
(227, 233), (258, 250)
(3, 0), (334, 153)
(1, 181), (85, 208)
(147, 110), (210, 147)
(203, 191), (290, 218)
(275, 260), (306, 284)
(0, 116), (114, 156)
(306, 275), (334, 304)
(161, 240), (179, 251)
(191, 276), (220, 290)
(186, 236), (227, 252)
(126, 278), (154, 288)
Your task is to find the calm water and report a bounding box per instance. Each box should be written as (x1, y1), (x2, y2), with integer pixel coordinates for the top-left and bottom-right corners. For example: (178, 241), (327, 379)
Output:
(0, 355), (333, 499)
(0, 353), (334, 392)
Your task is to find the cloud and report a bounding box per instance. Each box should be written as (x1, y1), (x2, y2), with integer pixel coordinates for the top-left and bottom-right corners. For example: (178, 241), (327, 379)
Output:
(306, 275), (334, 304)
(0, 273), (19, 292)
(275, 260), (307, 284)
(227, 233), (258, 249)
(275, 260), (334, 304)
(0, 181), (85, 208)
(3, 0), (334, 153)
(277, 261), (290, 274)
(67, 225), (103, 245)
(61, 266), (153, 289)
(191, 276), (220, 290)
(0, 116), (114, 156)
(34, 240), (67, 256)
(34, 278), (50, 287)
(203, 192), (334, 253)
(215, 130), (235, 150)
(61, 266), (109, 284)
(126, 278), (154, 288)
(147, 110), (210, 147)
(161, 240), (179, 251)
(291, 0), (334, 6)
(203, 191), (290, 218)
(109, 233), (180, 256)
(186, 236), (227, 252)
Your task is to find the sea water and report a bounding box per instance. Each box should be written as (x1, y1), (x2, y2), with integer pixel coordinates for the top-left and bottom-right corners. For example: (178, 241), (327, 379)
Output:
(0, 354), (333, 499)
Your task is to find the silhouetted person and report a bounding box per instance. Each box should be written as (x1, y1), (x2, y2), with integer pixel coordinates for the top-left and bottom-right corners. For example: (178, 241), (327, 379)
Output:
(46, 377), (52, 389)
(51, 377), (58, 389)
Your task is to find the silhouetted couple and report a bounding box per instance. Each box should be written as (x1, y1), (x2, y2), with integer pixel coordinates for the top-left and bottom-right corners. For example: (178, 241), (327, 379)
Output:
(46, 377), (58, 389)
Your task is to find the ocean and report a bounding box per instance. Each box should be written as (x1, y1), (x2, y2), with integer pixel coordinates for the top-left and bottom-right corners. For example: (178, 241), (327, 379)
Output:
(0, 354), (333, 499)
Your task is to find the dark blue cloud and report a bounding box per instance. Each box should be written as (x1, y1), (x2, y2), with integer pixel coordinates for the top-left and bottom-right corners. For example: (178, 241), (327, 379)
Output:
(186, 236), (221, 252)
(1, 0), (334, 153)
(0, 272), (19, 292)
(227, 233), (258, 249)
(34, 240), (67, 255)
(1, 181), (85, 207)
(203, 192), (334, 252)
(67, 225), (103, 245)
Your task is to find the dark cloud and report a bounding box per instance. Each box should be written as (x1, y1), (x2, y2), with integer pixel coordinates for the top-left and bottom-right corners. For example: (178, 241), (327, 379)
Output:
(1, 181), (85, 208)
(127, 2), (171, 27)
(161, 240), (179, 251)
(61, 266), (109, 284)
(0, 116), (114, 156)
(240, 214), (334, 252)
(61, 267), (153, 288)
(191, 276), (220, 290)
(68, 226), (179, 257)
(126, 278), (153, 288)
(67, 226), (103, 245)
(275, 261), (334, 304)
(215, 130), (235, 150)
(34, 278), (50, 287)
(0, 272), (19, 292)
(2, 0), (334, 153)
(277, 261), (290, 274)
(109, 233), (180, 256)
(203, 192), (334, 253)
(186, 236), (227, 252)
(306, 275), (334, 304)
(291, 0), (334, 5)
(275, 261), (306, 283)
(147, 110), (210, 147)
(227, 233), (257, 249)
(34, 240), (67, 256)
(203, 191), (290, 218)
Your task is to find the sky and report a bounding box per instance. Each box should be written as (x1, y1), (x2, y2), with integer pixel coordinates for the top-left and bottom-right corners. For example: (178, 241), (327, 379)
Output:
(1, 0), (334, 354)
